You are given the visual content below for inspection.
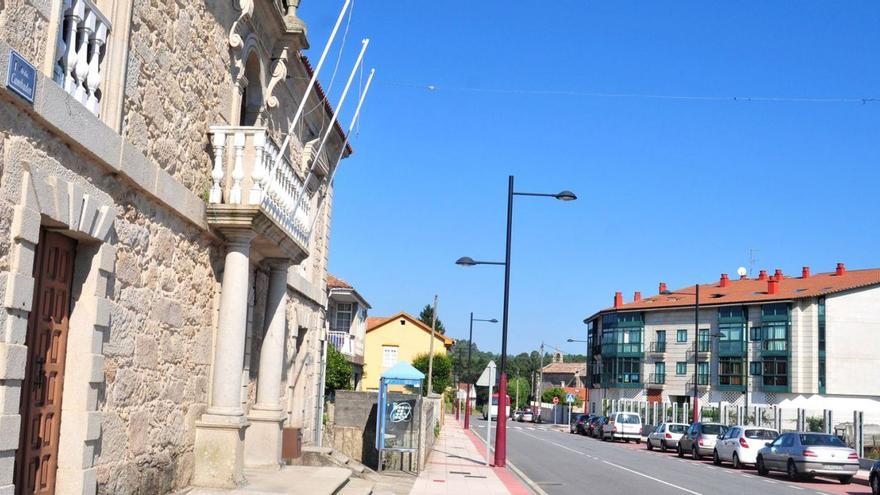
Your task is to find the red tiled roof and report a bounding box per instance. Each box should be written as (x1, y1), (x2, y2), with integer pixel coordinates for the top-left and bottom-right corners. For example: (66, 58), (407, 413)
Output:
(600, 267), (880, 315)
(542, 362), (586, 375)
(327, 273), (352, 289)
(366, 312), (455, 346)
(300, 55), (354, 157)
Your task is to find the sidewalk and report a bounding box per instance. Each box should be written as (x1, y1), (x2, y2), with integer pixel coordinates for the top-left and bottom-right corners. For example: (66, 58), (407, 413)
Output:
(408, 415), (531, 495)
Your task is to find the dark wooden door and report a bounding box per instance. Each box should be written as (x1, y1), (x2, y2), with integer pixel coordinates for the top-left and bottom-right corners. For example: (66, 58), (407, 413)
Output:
(15, 230), (76, 495)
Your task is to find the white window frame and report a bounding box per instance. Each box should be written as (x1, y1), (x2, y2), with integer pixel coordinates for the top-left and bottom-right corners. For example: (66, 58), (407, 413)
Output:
(382, 346), (398, 368)
(334, 302), (353, 331)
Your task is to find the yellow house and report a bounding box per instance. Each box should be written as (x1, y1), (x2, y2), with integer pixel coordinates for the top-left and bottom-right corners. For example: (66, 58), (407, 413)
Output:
(363, 312), (454, 391)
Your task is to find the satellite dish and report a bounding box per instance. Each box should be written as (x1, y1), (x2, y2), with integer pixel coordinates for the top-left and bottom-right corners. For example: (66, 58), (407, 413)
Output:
(736, 266), (748, 277)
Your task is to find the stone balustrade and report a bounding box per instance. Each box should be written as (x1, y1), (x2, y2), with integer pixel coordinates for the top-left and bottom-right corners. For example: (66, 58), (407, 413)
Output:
(55, 0), (111, 116)
(208, 126), (311, 245)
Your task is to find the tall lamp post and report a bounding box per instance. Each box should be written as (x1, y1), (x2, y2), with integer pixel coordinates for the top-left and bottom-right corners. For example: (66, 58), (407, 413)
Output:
(456, 175), (576, 467)
(566, 338), (589, 413)
(690, 283), (722, 422)
(464, 312), (498, 430)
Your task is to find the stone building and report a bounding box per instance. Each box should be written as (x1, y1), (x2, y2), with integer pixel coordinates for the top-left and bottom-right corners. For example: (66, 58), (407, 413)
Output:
(0, 0), (355, 493)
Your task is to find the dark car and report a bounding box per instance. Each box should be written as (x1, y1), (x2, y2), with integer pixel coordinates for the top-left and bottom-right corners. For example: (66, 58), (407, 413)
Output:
(570, 414), (591, 435)
(870, 459), (879, 495)
(678, 422), (728, 460)
(586, 416), (603, 437)
(592, 416), (610, 438)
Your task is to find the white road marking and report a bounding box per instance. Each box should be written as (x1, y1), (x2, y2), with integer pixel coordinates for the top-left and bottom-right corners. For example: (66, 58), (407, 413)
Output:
(763, 479), (778, 484)
(601, 460), (704, 495)
(787, 486), (804, 491)
(704, 465), (716, 470)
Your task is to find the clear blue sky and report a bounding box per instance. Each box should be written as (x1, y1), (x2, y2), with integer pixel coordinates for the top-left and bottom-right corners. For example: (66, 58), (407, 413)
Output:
(300, 1), (880, 356)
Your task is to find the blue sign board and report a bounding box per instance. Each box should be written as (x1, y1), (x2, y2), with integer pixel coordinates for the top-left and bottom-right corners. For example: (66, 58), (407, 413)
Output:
(566, 393), (575, 403)
(6, 50), (37, 104)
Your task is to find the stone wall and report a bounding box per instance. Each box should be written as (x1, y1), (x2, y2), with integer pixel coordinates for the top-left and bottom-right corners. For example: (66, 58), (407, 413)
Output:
(0, 0), (50, 64)
(0, 94), (221, 493)
(323, 391), (379, 468)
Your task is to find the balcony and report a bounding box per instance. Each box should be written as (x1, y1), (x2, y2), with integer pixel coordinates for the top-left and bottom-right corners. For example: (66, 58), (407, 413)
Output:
(648, 341), (667, 354)
(207, 126), (312, 260)
(328, 330), (354, 356)
(685, 341), (710, 361)
(647, 373), (666, 388)
(600, 343), (643, 357)
(717, 340), (747, 357)
(685, 374), (710, 391)
(54, 0), (112, 116)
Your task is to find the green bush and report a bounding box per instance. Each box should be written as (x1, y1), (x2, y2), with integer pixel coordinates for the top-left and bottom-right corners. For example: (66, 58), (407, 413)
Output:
(412, 353), (453, 395)
(325, 344), (352, 394)
(806, 416), (824, 432)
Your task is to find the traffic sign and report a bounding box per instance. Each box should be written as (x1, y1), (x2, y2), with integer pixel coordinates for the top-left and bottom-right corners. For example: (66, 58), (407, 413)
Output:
(476, 360), (496, 387)
(552, 396), (559, 405)
(566, 393), (575, 403)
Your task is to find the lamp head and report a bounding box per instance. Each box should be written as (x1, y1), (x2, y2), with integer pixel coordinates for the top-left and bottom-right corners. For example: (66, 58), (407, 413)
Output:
(489, 319), (499, 323)
(455, 256), (476, 266)
(567, 338), (575, 342)
(555, 190), (577, 201)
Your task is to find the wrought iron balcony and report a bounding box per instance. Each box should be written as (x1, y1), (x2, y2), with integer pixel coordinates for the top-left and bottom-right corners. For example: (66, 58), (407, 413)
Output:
(686, 340), (711, 361)
(685, 374), (710, 390)
(647, 373), (666, 387)
(648, 341), (667, 354)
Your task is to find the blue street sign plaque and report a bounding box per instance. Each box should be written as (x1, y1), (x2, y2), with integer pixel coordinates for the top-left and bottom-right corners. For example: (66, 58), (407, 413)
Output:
(566, 393), (575, 403)
(6, 50), (37, 104)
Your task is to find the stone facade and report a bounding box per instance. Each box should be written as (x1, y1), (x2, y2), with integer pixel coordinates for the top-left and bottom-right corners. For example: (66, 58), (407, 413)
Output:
(0, 0), (352, 493)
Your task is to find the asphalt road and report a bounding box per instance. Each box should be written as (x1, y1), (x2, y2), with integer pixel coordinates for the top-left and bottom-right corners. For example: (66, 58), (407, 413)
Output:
(470, 417), (871, 495)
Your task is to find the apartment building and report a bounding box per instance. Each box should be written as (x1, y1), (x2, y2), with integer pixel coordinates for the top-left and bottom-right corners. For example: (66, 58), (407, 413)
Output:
(327, 274), (370, 390)
(584, 264), (880, 417)
(0, 1), (355, 493)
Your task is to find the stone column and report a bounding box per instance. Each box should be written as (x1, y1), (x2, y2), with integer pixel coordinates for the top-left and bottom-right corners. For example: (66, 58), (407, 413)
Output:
(245, 259), (289, 467)
(194, 229), (254, 488)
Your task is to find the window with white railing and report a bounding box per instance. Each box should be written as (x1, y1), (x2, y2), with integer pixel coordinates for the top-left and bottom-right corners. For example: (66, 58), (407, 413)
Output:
(54, 0), (112, 116)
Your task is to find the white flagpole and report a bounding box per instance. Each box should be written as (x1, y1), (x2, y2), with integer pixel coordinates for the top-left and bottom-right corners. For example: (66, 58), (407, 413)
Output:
(271, 0), (351, 172)
(290, 38), (369, 223)
(306, 68), (375, 236)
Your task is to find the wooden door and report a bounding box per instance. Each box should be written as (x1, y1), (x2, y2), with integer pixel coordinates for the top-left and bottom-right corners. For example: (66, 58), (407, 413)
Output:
(15, 230), (76, 495)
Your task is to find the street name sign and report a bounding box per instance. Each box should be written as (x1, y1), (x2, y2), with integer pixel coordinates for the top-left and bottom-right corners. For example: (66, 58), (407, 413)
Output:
(6, 50), (36, 104)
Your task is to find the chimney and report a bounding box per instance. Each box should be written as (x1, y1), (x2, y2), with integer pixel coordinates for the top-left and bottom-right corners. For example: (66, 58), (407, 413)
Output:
(774, 268), (784, 280)
(614, 292), (623, 308)
(802, 266), (810, 278)
(758, 270), (768, 281)
(719, 273), (729, 288)
(634, 291), (642, 302)
(768, 275), (779, 295)
(659, 282), (667, 294)
(836, 262), (846, 276)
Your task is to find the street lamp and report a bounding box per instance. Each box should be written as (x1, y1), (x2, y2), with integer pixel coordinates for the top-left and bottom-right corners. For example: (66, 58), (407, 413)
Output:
(456, 175), (576, 467)
(464, 312), (498, 430)
(567, 338), (589, 413)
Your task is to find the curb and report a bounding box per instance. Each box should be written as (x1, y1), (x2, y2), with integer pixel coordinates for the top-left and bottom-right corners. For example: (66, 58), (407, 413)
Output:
(506, 460), (549, 495)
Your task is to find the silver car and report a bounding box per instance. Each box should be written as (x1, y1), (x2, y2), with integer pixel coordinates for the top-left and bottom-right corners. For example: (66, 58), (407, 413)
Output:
(647, 422), (689, 452)
(678, 422), (727, 460)
(756, 432), (859, 484)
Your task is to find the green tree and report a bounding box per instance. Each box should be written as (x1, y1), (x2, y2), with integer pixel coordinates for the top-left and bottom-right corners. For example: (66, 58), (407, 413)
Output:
(412, 352), (453, 395)
(418, 304), (446, 335)
(541, 387), (566, 404)
(509, 377), (530, 409)
(325, 344), (352, 394)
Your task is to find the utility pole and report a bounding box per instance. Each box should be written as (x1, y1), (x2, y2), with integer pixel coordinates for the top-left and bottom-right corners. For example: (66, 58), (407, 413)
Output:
(427, 295), (438, 395)
(538, 342), (545, 416)
(693, 284), (700, 423)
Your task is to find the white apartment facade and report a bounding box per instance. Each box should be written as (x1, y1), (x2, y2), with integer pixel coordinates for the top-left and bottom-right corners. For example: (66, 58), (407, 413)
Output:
(585, 264), (880, 419)
(326, 274), (370, 390)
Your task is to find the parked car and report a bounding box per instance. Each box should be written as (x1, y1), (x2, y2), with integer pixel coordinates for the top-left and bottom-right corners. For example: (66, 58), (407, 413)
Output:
(570, 414), (591, 434)
(520, 409), (534, 422)
(869, 459), (879, 495)
(588, 416), (607, 437)
(713, 426), (778, 468)
(678, 422), (727, 460)
(756, 432), (859, 483)
(513, 409), (524, 421)
(602, 412), (642, 443)
(647, 422), (689, 452)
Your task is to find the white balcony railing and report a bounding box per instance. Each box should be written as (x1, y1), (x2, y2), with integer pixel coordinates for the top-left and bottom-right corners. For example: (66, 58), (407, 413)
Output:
(208, 126), (311, 245)
(328, 331), (354, 356)
(55, 0), (111, 116)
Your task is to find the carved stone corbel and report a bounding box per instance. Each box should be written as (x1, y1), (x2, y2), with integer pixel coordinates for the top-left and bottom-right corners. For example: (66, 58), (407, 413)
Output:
(229, 0), (254, 50)
(266, 46), (290, 109)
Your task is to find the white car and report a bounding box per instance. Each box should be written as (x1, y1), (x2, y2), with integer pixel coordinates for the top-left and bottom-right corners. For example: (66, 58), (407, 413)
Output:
(520, 410), (534, 422)
(647, 422), (689, 452)
(714, 426), (779, 468)
(602, 412), (642, 443)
